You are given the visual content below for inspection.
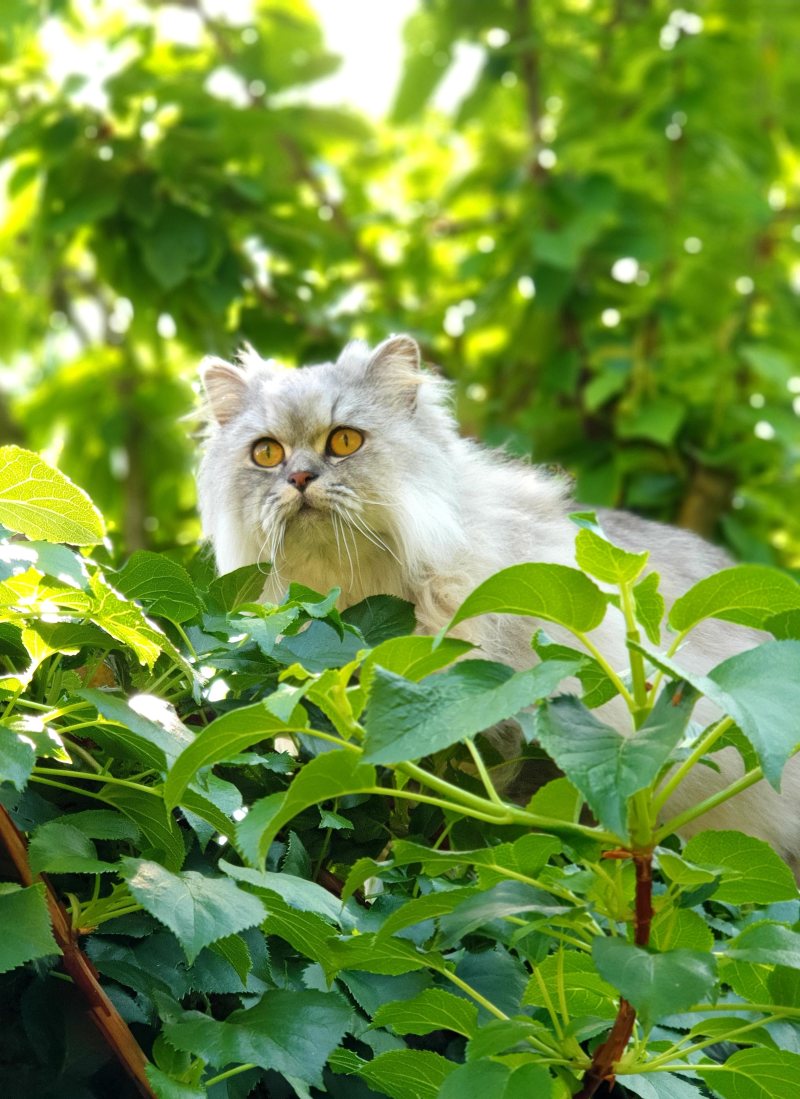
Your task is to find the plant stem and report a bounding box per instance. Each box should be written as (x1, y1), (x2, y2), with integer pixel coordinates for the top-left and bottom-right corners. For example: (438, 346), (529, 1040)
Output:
(204, 1063), (258, 1087)
(573, 632), (635, 708)
(32, 767), (161, 795)
(650, 716), (735, 817)
(655, 764), (766, 841)
(464, 738), (504, 806)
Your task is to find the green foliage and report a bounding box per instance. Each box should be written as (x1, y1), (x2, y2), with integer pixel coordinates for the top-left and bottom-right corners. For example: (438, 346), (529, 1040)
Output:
(1, 0), (799, 570)
(0, 452), (798, 1098)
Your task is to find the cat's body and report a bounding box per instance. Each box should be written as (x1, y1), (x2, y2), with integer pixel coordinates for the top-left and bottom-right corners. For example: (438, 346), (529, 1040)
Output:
(198, 335), (800, 873)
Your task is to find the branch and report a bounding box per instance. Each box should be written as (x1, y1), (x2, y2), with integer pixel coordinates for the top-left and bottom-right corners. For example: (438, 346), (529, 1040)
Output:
(574, 849), (654, 1099)
(0, 805), (156, 1098)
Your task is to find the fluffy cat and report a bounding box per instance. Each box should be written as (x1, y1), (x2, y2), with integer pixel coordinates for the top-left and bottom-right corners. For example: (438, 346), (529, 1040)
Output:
(198, 334), (800, 873)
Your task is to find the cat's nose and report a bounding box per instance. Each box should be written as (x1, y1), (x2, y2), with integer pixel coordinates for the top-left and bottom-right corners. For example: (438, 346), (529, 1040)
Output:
(287, 470), (318, 492)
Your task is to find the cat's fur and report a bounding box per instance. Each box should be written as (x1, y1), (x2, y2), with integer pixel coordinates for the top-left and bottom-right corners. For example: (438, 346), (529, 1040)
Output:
(198, 335), (800, 873)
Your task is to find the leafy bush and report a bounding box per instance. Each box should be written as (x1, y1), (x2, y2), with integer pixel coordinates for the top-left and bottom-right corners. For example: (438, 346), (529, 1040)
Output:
(1, 444), (800, 1099)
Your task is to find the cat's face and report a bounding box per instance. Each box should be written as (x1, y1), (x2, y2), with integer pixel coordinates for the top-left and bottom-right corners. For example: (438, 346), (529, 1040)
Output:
(198, 336), (451, 581)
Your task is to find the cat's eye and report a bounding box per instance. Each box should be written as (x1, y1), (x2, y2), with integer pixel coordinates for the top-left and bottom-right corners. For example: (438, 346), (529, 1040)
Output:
(327, 427), (364, 457)
(251, 437), (285, 468)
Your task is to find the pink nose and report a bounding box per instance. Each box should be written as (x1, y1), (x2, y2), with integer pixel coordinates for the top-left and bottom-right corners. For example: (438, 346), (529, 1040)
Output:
(287, 470), (318, 491)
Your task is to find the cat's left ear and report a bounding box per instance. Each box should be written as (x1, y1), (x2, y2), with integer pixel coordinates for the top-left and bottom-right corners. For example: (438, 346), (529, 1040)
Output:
(366, 335), (422, 408)
(200, 357), (249, 424)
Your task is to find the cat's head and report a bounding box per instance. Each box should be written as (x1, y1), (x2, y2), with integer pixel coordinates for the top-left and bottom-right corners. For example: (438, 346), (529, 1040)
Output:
(196, 335), (461, 580)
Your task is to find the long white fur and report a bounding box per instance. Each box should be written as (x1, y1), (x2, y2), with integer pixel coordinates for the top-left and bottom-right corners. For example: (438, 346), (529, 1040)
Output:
(197, 335), (800, 873)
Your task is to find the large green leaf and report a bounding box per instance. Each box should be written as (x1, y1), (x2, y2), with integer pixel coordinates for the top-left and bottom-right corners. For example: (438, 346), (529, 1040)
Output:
(115, 551), (203, 624)
(356, 1049), (457, 1099)
(575, 527), (648, 584)
(669, 566), (800, 633)
(592, 937), (718, 1026)
(646, 641), (800, 788)
(533, 682), (696, 835)
(164, 700), (309, 811)
(449, 563), (608, 635)
(0, 883), (60, 973)
(372, 988), (478, 1038)
(695, 1048), (800, 1099)
(119, 858), (266, 963)
(163, 989), (353, 1088)
(725, 923), (800, 969)
(440, 1061), (557, 1099)
(682, 831), (797, 904)
(0, 446), (105, 545)
(28, 820), (118, 875)
(235, 748), (376, 866)
(363, 658), (578, 764)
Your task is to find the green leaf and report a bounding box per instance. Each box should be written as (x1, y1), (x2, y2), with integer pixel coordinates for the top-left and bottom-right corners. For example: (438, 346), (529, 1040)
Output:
(695, 1048), (800, 1099)
(342, 594), (416, 644)
(440, 1061), (557, 1099)
(99, 785), (186, 871)
(163, 989), (353, 1088)
(207, 565), (267, 612)
(363, 659), (578, 765)
(533, 682), (696, 835)
(681, 826), (800, 905)
(28, 820), (117, 875)
(0, 446), (105, 545)
(79, 688), (194, 769)
(634, 571), (665, 645)
(437, 881), (567, 947)
(372, 988), (478, 1038)
(324, 933), (438, 981)
(669, 566), (800, 633)
(0, 721), (36, 791)
(141, 205), (210, 290)
(0, 883), (60, 973)
(88, 572), (169, 669)
(164, 700), (309, 811)
(725, 923), (800, 968)
(221, 860), (352, 928)
(592, 938), (718, 1026)
(145, 1066), (205, 1099)
(237, 749), (376, 866)
(356, 1049), (457, 1099)
(119, 858), (266, 963)
(523, 951), (618, 1020)
(209, 933), (253, 985)
(0, 540), (89, 589)
(575, 528), (648, 584)
(617, 397), (685, 446)
(362, 635), (473, 694)
(449, 562), (608, 635)
(115, 551), (203, 624)
(648, 641), (800, 788)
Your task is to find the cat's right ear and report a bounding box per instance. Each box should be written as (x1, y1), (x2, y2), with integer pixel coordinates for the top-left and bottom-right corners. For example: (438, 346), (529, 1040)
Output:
(199, 357), (249, 425)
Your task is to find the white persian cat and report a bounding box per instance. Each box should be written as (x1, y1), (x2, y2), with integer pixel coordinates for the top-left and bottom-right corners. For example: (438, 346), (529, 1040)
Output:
(198, 334), (799, 872)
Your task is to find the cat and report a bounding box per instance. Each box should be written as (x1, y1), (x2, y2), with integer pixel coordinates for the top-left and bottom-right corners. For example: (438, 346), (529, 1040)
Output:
(197, 334), (800, 873)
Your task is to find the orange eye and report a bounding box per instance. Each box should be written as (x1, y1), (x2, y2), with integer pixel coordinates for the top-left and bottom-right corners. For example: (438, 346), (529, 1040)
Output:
(251, 438), (285, 468)
(327, 427), (364, 457)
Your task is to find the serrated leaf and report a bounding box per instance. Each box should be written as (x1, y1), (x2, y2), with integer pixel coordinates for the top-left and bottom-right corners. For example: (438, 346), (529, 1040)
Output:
(115, 551), (203, 624)
(28, 820), (117, 875)
(99, 786), (186, 871)
(372, 988), (478, 1037)
(206, 565), (267, 612)
(593, 937), (717, 1026)
(695, 1048), (800, 1099)
(669, 566), (800, 633)
(533, 682), (696, 835)
(0, 883), (60, 973)
(634, 571), (665, 645)
(725, 923), (800, 968)
(575, 527), (648, 584)
(356, 1049), (457, 1099)
(237, 749), (376, 866)
(209, 933), (253, 985)
(120, 858), (266, 963)
(88, 572), (169, 669)
(523, 951), (618, 1020)
(0, 721), (36, 790)
(325, 933), (439, 981)
(79, 688), (194, 769)
(0, 446), (105, 545)
(437, 881), (568, 948)
(163, 989), (352, 1088)
(342, 594), (416, 644)
(164, 700), (309, 811)
(363, 659), (578, 765)
(449, 562), (608, 634)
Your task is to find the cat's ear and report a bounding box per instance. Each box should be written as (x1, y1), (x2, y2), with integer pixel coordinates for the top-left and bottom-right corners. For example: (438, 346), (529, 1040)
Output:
(200, 357), (249, 425)
(365, 335), (422, 407)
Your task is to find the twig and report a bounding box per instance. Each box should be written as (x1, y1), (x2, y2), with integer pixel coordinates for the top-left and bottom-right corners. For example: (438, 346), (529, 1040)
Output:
(0, 805), (156, 1098)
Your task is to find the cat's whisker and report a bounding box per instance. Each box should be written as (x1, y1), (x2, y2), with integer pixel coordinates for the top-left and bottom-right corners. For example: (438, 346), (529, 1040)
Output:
(337, 510), (366, 595)
(344, 508), (402, 565)
(332, 511), (355, 591)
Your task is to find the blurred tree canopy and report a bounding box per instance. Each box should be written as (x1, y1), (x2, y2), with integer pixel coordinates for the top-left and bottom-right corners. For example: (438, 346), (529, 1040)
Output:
(1, 0), (799, 567)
